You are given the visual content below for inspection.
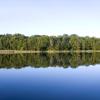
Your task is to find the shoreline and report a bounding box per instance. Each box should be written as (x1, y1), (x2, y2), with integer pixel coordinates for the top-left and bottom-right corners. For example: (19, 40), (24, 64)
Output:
(0, 50), (100, 54)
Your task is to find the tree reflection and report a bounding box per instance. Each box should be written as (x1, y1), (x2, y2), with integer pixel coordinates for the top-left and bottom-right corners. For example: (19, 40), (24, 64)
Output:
(0, 53), (100, 69)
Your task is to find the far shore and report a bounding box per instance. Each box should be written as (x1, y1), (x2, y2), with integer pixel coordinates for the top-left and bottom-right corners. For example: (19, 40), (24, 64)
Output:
(0, 50), (100, 54)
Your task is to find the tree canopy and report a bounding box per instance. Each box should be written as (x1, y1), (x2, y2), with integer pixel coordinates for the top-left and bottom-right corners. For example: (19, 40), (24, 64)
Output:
(0, 34), (100, 50)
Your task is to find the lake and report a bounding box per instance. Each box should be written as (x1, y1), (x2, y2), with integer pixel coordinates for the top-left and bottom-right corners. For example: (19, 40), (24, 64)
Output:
(0, 53), (100, 100)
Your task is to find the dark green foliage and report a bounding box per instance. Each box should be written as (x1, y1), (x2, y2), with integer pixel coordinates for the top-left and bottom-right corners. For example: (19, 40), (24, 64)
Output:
(0, 33), (100, 50)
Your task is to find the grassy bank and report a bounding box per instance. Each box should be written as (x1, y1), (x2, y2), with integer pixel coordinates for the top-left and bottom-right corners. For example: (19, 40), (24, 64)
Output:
(0, 50), (100, 54)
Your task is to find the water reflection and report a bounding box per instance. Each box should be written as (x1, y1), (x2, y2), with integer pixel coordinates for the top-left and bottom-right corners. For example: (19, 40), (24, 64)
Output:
(0, 53), (100, 69)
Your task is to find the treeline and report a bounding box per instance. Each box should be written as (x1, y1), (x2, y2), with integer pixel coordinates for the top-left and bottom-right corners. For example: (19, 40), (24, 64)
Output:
(0, 34), (100, 50)
(0, 53), (100, 69)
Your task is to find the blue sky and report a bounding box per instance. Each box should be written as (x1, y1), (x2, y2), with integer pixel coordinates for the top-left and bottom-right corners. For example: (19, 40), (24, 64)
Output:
(0, 0), (100, 37)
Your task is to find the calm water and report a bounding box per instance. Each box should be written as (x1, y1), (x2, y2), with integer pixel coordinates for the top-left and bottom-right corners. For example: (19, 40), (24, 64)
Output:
(0, 53), (100, 100)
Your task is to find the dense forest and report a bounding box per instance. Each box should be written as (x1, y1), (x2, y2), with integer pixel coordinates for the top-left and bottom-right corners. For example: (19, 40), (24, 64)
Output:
(0, 53), (99, 69)
(0, 34), (100, 50)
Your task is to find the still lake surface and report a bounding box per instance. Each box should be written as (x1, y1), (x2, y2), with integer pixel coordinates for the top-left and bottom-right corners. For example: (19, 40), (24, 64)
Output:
(0, 53), (100, 100)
